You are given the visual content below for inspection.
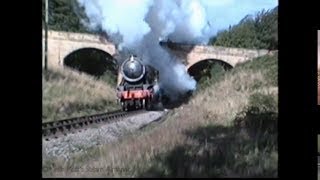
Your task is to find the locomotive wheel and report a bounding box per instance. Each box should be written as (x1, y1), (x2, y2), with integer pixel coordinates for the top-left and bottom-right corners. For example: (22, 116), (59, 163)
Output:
(144, 99), (148, 110)
(145, 98), (152, 110)
(122, 102), (125, 111)
(134, 100), (139, 109)
(142, 99), (145, 109)
(123, 101), (129, 111)
(128, 100), (134, 111)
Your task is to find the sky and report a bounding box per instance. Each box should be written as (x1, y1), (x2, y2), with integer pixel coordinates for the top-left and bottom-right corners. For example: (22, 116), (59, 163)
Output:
(76, 0), (279, 99)
(200, 0), (278, 34)
(78, 0), (278, 43)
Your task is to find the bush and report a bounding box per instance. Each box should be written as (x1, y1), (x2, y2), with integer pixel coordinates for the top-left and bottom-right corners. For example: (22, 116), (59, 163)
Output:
(197, 63), (227, 90)
(234, 92), (277, 150)
(209, 6), (278, 50)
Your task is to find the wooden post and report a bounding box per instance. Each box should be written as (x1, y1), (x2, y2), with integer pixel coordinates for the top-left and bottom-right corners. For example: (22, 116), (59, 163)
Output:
(44, 0), (48, 70)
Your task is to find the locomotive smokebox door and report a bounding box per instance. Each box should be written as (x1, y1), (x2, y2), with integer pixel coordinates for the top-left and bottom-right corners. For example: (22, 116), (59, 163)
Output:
(121, 55), (146, 82)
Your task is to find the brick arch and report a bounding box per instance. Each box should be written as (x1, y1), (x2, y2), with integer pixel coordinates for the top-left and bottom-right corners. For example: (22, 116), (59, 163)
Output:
(63, 47), (115, 64)
(59, 44), (116, 66)
(44, 30), (117, 69)
(187, 58), (233, 81)
(187, 58), (233, 70)
(63, 47), (118, 77)
(186, 55), (236, 70)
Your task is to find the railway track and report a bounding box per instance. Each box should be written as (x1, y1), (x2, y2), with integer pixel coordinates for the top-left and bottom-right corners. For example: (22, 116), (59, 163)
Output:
(42, 110), (145, 140)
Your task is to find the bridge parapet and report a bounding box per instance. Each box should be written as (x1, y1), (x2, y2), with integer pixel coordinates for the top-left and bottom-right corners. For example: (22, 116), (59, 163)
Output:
(191, 46), (270, 58)
(161, 42), (270, 57)
(42, 30), (111, 44)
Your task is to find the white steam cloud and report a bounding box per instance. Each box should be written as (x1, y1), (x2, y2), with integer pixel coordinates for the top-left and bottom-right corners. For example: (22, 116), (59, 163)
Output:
(78, 0), (214, 101)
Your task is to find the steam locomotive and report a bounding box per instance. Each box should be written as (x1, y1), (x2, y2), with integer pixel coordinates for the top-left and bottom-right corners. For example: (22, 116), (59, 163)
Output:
(116, 55), (159, 111)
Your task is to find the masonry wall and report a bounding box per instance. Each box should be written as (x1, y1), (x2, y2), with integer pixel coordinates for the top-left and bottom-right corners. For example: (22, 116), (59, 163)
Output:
(42, 30), (116, 69)
(166, 45), (273, 68)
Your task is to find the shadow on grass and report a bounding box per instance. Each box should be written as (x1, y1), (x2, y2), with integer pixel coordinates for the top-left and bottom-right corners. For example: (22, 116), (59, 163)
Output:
(138, 108), (278, 178)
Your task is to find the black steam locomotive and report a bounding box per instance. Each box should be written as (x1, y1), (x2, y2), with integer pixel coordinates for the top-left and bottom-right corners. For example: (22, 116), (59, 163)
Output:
(116, 55), (159, 111)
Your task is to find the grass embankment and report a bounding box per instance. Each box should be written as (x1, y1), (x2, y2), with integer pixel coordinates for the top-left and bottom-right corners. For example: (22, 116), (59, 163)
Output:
(42, 68), (118, 122)
(43, 53), (278, 178)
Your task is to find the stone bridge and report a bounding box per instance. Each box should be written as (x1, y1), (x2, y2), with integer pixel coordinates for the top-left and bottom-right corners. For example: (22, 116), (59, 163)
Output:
(42, 30), (276, 80)
(42, 30), (117, 69)
(159, 41), (275, 69)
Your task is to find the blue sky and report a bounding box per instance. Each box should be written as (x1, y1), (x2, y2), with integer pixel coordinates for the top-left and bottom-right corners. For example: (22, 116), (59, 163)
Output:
(79, 0), (278, 44)
(201, 0), (278, 34)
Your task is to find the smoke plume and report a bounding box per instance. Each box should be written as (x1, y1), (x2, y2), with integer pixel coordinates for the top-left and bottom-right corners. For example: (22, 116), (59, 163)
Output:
(78, 0), (214, 102)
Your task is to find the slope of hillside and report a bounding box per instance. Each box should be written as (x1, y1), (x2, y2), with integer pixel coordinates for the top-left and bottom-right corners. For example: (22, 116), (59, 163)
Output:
(43, 53), (278, 177)
(42, 68), (118, 122)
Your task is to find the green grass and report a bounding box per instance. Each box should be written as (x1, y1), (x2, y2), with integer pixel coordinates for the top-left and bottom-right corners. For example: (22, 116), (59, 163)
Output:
(99, 70), (117, 87)
(42, 68), (119, 122)
(133, 91), (278, 177)
(236, 52), (278, 87)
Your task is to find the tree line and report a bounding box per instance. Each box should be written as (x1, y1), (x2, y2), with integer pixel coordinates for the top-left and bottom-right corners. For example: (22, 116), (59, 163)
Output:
(209, 6), (278, 50)
(42, 0), (94, 33)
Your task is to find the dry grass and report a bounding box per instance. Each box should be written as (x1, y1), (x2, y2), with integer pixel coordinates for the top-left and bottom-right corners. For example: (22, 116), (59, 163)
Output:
(42, 67), (118, 122)
(43, 54), (278, 178)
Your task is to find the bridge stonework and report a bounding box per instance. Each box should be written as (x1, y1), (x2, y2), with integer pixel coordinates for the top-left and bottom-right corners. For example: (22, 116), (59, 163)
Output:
(42, 30), (117, 69)
(43, 30), (277, 83)
(159, 42), (276, 69)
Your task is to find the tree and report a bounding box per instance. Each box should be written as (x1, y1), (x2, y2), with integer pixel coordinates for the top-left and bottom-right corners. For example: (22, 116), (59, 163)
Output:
(209, 6), (278, 50)
(42, 0), (91, 33)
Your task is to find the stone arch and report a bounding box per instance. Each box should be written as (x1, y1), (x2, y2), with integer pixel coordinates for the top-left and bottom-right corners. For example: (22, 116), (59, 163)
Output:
(60, 43), (115, 63)
(63, 47), (118, 77)
(44, 30), (117, 69)
(187, 59), (233, 82)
